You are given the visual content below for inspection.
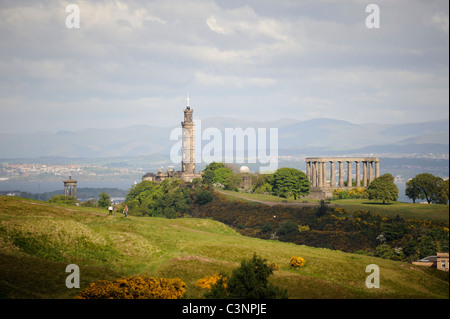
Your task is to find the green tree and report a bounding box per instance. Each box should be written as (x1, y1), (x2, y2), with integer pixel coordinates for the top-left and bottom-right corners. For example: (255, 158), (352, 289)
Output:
(405, 178), (422, 203)
(271, 167), (310, 199)
(223, 173), (242, 191)
(406, 173), (443, 204)
(276, 220), (298, 239)
(367, 173), (398, 204)
(207, 253), (287, 299)
(97, 192), (111, 208)
(437, 179), (449, 204)
(213, 167), (233, 184)
(196, 189), (213, 205)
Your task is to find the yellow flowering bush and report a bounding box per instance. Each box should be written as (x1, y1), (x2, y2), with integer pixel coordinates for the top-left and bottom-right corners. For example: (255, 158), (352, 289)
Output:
(75, 275), (186, 299)
(195, 273), (227, 290)
(289, 256), (306, 268)
(268, 262), (280, 271)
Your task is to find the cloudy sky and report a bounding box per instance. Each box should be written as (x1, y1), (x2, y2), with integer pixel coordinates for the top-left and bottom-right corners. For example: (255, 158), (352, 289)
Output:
(0, 0), (448, 133)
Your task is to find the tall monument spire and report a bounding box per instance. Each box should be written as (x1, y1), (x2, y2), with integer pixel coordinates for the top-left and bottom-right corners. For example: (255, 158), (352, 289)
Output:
(182, 95), (195, 174)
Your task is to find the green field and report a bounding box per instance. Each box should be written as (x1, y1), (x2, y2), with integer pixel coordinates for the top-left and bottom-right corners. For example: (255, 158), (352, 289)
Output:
(0, 195), (448, 299)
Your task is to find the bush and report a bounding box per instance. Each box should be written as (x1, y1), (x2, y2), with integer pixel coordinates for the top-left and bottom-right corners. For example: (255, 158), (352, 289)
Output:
(75, 275), (186, 299)
(289, 256), (306, 268)
(48, 195), (78, 205)
(207, 253), (287, 299)
(196, 273), (228, 290)
(196, 190), (213, 205)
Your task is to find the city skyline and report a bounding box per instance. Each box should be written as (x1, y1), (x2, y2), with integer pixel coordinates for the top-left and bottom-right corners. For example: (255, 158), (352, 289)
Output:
(0, 0), (448, 135)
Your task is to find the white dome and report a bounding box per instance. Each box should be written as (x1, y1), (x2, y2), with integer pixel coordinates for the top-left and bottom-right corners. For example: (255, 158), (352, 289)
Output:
(240, 166), (250, 173)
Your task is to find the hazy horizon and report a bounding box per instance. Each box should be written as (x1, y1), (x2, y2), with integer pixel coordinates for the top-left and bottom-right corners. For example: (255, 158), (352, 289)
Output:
(0, 0), (448, 135)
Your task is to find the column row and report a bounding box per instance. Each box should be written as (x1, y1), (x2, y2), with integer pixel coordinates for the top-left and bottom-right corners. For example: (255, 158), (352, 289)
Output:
(306, 159), (380, 188)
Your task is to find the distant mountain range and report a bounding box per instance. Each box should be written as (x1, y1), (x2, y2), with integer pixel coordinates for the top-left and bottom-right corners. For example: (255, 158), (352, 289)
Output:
(0, 118), (448, 159)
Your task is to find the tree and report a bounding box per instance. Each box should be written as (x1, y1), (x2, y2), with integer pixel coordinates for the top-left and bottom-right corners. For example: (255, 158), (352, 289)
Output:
(406, 173), (443, 204)
(437, 179), (449, 204)
(223, 173), (242, 191)
(366, 173), (398, 204)
(271, 167), (310, 199)
(276, 220), (298, 239)
(212, 167), (233, 184)
(405, 179), (422, 203)
(207, 253), (287, 299)
(98, 192), (111, 208)
(202, 162), (226, 184)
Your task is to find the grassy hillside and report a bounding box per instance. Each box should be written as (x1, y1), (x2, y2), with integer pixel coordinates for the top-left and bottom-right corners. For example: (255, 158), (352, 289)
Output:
(217, 189), (449, 222)
(0, 195), (448, 299)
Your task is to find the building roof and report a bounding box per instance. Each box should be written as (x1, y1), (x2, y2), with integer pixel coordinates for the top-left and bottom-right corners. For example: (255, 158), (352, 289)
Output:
(418, 256), (438, 263)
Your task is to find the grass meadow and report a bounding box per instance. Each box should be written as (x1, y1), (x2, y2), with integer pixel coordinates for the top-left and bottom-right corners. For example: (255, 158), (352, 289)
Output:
(0, 195), (448, 299)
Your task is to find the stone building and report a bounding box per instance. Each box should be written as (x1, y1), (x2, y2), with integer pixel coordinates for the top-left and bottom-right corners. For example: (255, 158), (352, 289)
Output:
(412, 252), (449, 271)
(305, 157), (380, 199)
(63, 176), (77, 199)
(142, 96), (202, 183)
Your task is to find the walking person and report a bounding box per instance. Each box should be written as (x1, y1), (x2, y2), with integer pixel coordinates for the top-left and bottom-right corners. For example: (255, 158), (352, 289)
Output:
(108, 204), (113, 216)
(123, 204), (128, 218)
(113, 203), (117, 215)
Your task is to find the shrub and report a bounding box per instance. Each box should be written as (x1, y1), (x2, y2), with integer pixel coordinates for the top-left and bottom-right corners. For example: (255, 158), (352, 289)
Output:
(268, 262), (280, 271)
(196, 273), (228, 290)
(75, 275), (186, 299)
(207, 253), (288, 299)
(196, 190), (213, 205)
(289, 256), (306, 268)
(48, 195), (78, 205)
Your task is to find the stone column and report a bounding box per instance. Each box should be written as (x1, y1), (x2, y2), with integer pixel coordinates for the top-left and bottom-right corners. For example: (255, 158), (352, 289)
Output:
(330, 161), (335, 187)
(356, 161), (361, 187)
(311, 162), (316, 187)
(363, 161), (367, 187)
(339, 161), (344, 187)
(322, 162), (327, 187)
(375, 160), (380, 178)
(306, 161), (311, 181)
(318, 161), (323, 187)
(347, 161), (352, 187)
(368, 161), (373, 183)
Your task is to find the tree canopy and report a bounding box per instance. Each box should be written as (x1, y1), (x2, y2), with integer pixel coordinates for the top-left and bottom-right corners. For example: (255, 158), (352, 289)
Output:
(366, 173), (398, 204)
(271, 167), (310, 199)
(405, 173), (445, 204)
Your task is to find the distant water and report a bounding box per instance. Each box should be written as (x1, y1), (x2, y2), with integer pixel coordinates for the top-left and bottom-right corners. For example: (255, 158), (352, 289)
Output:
(1, 179), (413, 203)
(0, 180), (137, 193)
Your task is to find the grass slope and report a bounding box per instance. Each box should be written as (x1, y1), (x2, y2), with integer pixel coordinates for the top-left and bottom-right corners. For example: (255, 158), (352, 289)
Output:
(217, 189), (449, 222)
(0, 196), (448, 299)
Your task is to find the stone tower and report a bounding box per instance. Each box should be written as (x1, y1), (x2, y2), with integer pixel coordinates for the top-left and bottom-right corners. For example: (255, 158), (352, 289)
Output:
(181, 95), (195, 174)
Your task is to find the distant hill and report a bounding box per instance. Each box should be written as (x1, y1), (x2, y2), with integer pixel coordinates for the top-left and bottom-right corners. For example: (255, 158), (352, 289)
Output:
(0, 118), (447, 158)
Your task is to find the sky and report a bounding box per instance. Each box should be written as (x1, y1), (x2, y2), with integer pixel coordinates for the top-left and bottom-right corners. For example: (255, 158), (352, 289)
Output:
(0, 0), (448, 134)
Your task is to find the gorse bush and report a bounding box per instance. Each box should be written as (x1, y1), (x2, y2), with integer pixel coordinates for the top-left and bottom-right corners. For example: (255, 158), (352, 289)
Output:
(75, 275), (186, 299)
(196, 273), (228, 290)
(332, 188), (368, 199)
(289, 256), (306, 268)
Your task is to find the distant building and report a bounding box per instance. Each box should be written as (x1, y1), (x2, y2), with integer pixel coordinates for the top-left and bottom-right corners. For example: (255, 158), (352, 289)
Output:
(63, 176), (78, 199)
(412, 252), (449, 271)
(142, 96), (202, 183)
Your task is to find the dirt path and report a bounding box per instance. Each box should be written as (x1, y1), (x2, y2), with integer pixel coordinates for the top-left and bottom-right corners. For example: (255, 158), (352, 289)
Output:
(214, 189), (333, 208)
